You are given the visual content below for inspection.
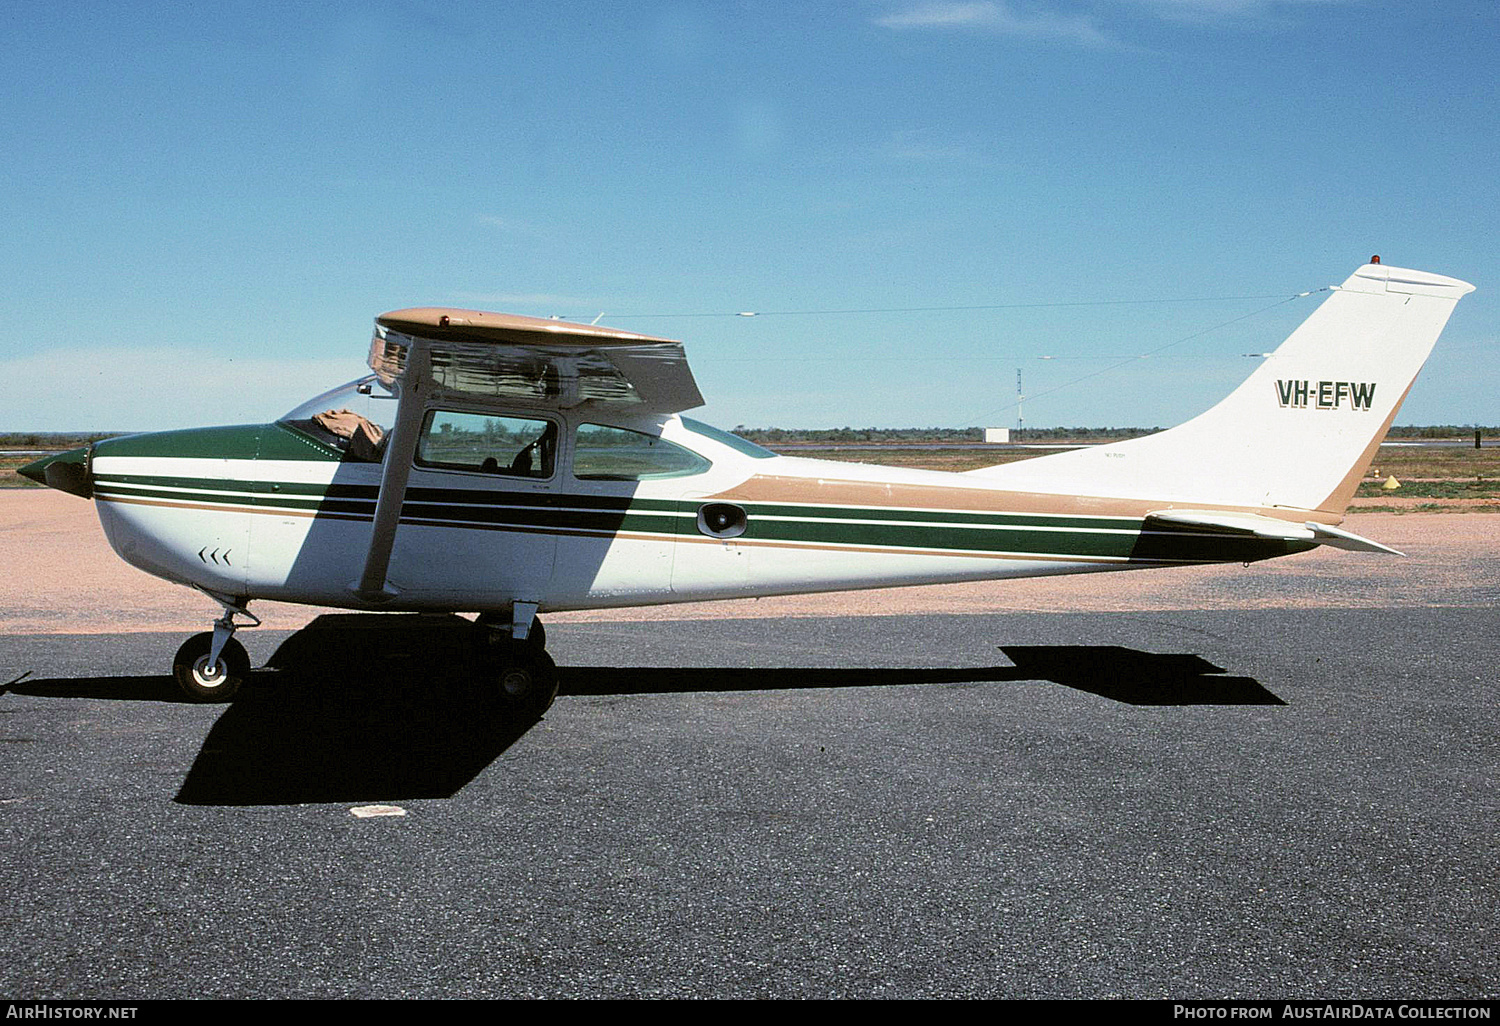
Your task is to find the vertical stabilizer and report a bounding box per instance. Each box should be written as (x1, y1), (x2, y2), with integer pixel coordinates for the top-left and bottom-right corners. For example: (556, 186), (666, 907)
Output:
(966, 263), (1474, 516)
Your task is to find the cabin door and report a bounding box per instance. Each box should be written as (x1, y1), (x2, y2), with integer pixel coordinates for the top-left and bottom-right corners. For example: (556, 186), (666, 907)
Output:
(386, 408), (560, 605)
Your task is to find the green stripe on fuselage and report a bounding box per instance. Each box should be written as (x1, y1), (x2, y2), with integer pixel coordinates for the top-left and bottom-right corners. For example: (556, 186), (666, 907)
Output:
(91, 468), (1308, 563)
(730, 501), (1132, 532)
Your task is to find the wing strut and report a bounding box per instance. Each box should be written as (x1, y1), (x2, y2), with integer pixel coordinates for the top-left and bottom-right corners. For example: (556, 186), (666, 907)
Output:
(351, 340), (433, 601)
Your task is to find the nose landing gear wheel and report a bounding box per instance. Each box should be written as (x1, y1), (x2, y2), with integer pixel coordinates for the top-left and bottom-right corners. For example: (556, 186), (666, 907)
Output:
(173, 632), (250, 702)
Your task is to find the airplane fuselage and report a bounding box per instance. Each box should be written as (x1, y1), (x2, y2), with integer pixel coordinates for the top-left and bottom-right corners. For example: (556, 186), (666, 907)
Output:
(85, 408), (1311, 617)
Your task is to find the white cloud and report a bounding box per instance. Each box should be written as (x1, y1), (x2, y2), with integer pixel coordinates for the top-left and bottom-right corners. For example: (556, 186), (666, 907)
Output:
(874, 2), (1117, 47)
(873, 0), (1356, 43)
(877, 1), (999, 28)
(474, 214), (552, 238)
(1120, 0), (1354, 22)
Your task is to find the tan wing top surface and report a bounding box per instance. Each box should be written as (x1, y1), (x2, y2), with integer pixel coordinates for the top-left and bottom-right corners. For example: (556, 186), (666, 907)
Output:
(376, 308), (679, 347)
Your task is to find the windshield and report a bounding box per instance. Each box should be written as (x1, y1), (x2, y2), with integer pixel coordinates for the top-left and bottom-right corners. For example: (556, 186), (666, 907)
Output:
(278, 376), (398, 462)
(280, 376), (398, 433)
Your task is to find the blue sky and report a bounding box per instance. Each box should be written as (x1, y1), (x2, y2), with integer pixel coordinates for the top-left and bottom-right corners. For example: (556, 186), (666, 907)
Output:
(2, 0), (1496, 431)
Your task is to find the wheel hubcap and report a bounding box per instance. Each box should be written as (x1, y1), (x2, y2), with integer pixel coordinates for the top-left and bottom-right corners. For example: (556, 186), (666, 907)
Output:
(499, 668), (531, 697)
(192, 656), (226, 688)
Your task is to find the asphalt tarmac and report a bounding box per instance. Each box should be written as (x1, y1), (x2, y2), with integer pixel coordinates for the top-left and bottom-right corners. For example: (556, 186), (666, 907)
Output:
(0, 605), (1495, 999)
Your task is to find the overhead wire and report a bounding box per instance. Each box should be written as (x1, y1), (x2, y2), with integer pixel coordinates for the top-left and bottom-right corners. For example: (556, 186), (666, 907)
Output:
(590, 292), (1311, 320)
(963, 289), (1327, 425)
(555, 284), (1332, 422)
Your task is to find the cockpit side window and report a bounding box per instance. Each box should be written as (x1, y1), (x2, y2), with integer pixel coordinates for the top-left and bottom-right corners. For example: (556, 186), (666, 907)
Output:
(573, 424), (711, 480)
(416, 410), (556, 478)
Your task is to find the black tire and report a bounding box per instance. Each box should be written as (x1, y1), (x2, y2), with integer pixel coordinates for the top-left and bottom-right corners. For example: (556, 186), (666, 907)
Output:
(172, 632), (250, 703)
(495, 650), (559, 716)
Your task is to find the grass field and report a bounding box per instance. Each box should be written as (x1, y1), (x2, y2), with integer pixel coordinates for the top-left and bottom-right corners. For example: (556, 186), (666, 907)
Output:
(6, 437), (1496, 511)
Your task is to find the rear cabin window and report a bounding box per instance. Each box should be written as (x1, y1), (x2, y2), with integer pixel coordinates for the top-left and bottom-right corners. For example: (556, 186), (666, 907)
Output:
(680, 417), (778, 459)
(573, 424), (711, 480)
(416, 410), (556, 478)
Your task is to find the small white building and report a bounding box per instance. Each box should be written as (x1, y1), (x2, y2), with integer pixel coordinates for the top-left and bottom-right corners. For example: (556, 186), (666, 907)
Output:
(983, 427), (1011, 444)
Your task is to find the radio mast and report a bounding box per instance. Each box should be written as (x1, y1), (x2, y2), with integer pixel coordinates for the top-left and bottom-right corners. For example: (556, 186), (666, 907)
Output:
(1016, 368), (1024, 436)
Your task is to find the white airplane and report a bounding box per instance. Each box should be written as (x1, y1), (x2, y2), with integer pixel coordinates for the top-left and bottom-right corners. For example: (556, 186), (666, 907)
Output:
(21, 260), (1474, 709)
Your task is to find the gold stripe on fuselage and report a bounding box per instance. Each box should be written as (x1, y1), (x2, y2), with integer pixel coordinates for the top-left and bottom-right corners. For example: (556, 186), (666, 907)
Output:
(707, 473), (1341, 525)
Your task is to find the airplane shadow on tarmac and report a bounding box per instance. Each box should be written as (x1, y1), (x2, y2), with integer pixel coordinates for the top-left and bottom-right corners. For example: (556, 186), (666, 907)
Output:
(7, 614), (1283, 806)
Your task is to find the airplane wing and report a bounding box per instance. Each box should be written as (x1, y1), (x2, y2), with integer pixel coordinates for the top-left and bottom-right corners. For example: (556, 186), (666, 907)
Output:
(1145, 510), (1404, 555)
(369, 308), (703, 414)
(353, 308), (702, 602)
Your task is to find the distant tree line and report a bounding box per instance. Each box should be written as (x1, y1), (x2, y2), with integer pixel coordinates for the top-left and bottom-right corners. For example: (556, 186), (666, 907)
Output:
(0, 432), (127, 449)
(736, 426), (990, 444)
(737, 425), (1497, 445)
(1383, 425), (1498, 439)
(735, 425), (1164, 444)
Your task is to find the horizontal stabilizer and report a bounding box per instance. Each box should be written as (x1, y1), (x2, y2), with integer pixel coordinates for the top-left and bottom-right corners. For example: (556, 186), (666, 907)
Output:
(1145, 510), (1403, 555)
(1303, 520), (1404, 556)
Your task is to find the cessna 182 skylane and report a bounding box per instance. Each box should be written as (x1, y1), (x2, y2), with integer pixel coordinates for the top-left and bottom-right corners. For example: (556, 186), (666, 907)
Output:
(21, 260), (1474, 710)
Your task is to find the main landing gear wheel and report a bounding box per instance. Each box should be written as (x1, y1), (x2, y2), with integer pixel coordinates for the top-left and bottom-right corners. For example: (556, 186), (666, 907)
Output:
(474, 611), (556, 716)
(173, 631), (250, 703)
(495, 649), (559, 717)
